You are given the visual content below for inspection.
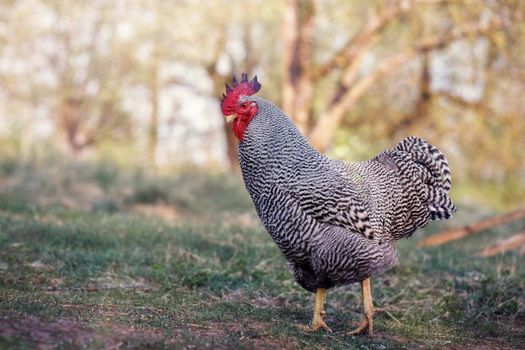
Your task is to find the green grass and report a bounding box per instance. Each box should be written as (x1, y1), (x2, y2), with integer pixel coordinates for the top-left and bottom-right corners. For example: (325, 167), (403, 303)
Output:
(0, 159), (524, 349)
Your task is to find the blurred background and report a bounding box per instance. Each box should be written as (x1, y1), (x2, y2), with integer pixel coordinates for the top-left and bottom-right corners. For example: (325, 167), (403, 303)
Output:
(0, 0), (524, 209)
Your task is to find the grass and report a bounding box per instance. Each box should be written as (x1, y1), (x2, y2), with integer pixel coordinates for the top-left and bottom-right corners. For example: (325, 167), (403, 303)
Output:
(0, 158), (524, 349)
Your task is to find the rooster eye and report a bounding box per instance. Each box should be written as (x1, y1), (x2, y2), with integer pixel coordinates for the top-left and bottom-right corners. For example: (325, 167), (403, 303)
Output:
(241, 102), (247, 108)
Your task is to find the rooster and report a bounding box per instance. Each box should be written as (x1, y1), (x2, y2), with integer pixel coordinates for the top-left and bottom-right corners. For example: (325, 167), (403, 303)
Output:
(220, 74), (455, 335)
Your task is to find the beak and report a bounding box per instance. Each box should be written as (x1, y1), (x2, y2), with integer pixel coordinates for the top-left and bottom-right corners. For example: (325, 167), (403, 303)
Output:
(225, 114), (238, 123)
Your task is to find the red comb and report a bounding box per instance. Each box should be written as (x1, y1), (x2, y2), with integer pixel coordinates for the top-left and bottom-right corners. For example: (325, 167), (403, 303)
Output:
(220, 73), (261, 115)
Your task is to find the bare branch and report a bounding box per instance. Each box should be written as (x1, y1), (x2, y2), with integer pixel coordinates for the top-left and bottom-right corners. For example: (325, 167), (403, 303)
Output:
(313, 1), (410, 80)
(478, 232), (525, 257)
(419, 208), (525, 247)
(309, 16), (503, 151)
(385, 53), (431, 138)
(313, 0), (451, 81)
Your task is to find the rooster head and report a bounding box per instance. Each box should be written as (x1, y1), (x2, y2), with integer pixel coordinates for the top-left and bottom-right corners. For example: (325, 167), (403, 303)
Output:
(220, 73), (261, 141)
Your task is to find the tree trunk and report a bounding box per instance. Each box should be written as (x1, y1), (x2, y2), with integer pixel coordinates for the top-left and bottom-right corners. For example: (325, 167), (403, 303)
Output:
(208, 67), (240, 172)
(60, 97), (87, 156)
(147, 65), (159, 166)
(222, 116), (239, 171)
(146, 23), (162, 167)
(282, 0), (316, 135)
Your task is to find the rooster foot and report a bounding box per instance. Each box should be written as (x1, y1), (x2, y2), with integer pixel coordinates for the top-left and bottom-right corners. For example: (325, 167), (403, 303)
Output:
(297, 288), (332, 333)
(347, 278), (384, 336)
(348, 306), (384, 336)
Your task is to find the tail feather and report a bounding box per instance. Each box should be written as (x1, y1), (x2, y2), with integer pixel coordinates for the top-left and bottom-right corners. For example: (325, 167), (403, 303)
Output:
(379, 137), (456, 240)
(395, 136), (453, 193)
(397, 137), (456, 221)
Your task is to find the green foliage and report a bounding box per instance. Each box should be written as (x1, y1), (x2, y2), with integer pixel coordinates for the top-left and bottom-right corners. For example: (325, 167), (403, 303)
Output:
(0, 160), (524, 349)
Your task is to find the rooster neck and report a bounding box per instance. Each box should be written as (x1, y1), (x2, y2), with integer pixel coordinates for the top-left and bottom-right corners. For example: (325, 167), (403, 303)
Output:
(237, 98), (327, 191)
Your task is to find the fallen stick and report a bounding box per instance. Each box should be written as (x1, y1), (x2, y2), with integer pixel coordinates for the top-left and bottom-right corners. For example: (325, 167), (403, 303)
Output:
(418, 208), (525, 247)
(478, 232), (525, 257)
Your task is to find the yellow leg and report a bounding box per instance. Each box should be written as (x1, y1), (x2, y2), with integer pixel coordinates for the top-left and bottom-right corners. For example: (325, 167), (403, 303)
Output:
(348, 277), (376, 336)
(297, 288), (332, 333)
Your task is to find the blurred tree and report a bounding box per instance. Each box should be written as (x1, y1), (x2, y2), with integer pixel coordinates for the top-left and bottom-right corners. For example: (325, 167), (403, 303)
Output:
(128, 0), (179, 166)
(282, 0), (512, 152)
(282, 0), (316, 134)
(0, 1), (134, 155)
(174, 0), (282, 170)
(206, 22), (261, 171)
(50, 1), (135, 155)
(0, 0), (523, 206)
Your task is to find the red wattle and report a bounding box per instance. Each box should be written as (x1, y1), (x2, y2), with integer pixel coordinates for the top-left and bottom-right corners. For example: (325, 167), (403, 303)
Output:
(230, 105), (258, 141)
(232, 118), (243, 141)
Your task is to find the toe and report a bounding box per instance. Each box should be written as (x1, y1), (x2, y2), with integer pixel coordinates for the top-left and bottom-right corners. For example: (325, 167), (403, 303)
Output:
(348, 320), (369, 336)
(317, 321), (332, 333)
(296, 324), (314, 332)
(373, 307), (386, 314)
(297, 318), (332, 333)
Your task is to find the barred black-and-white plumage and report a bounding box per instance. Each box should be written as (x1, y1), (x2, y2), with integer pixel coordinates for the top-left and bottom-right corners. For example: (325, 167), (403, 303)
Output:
(238, 96), (456, 292)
